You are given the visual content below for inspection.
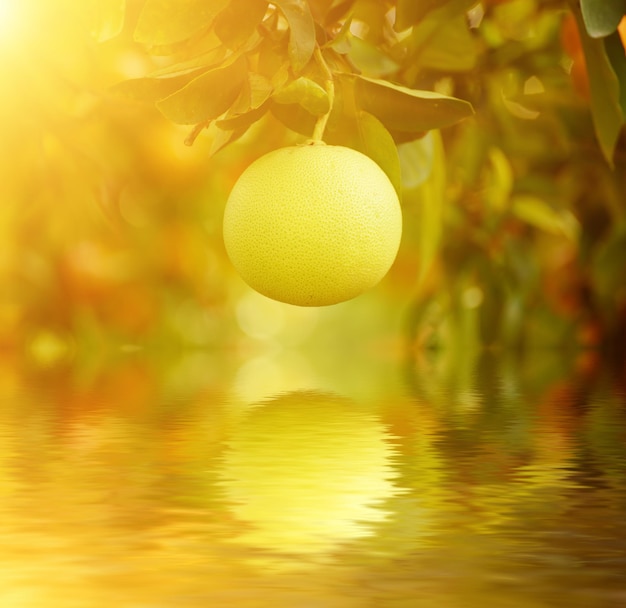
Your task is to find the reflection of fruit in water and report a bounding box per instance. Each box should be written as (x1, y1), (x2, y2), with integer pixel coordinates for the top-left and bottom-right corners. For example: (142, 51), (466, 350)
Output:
(219, 390), (399, 556)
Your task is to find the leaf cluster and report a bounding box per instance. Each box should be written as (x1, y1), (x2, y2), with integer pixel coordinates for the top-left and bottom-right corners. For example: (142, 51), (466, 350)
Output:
(114, 0), (474, 166)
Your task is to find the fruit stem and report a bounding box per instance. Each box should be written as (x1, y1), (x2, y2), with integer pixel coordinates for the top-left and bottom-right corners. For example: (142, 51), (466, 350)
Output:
(311, 46), (335, 142)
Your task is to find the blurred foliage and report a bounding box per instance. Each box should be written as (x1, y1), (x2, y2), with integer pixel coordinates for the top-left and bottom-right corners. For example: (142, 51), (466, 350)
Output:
(0, 0), (625, 361)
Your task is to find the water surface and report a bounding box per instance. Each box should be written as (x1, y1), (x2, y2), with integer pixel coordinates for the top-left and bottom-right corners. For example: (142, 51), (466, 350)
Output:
(0, 350), (624, 607)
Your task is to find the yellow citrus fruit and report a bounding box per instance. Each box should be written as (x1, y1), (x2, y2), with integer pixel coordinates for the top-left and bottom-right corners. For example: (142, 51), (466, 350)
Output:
(223, 143), (402, 306)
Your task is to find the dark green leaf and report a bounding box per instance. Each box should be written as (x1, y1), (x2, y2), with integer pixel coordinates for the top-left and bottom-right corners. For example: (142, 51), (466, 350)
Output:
(592, 222), (626, 311)
(575, 7), (624, 165)
(605, 31), (626, 117)
(341, 74), (474, 133)
(395, 0), (442, 31)
(273, 0), (316, 72)
(156, 57), (247, 124)
(580, 0), (625, 38)
(90, 0), (125, 42)
(134, 0), (229, 45)
(479, 271), (506, 347)
(273, 77), (330, 115)
(269, 101), (317, 136)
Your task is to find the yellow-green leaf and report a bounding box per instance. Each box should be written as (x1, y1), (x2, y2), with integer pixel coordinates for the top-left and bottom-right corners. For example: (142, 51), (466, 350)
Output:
(327, 111), (403, 199)
(217, 73), (272, 130)
(395, 0), (441, 31)
(156, 57), (247, 124)
(273, 0), (316, 72)
(342, 74), (474, 133)
(580, 0), (625, 38)
(356, 112), (403, 200)
(347, 35), (399, 78)
(414, 131), (446, 286)
(215, 0), (268, 49)
(511, 195), (580, 241)
(273, 77), (330, 116)
(416, 14), (477, 72)
(111, 72), (202, 102)
(90, 0), (125, 42)
(484, 147), (513, 213)
(134, 0), (229, 45)
(574, 6), (624, 166)
(210, 125), (247, 156)
(398, 134), (435, 190)
(269, 101), (316, 136)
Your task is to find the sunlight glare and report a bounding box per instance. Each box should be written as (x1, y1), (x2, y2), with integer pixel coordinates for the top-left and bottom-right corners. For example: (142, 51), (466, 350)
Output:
(0, 0), (25, 48)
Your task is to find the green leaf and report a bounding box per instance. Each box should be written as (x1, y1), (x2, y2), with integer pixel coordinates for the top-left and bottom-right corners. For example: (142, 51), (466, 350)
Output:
(417, 14), (477, 72)
(327, 15), (352, 54)
(511, 195), (580, 241)
(406, 0), (479, 53)
(247, 73), (275, 109)
(397, 135), (435, 189)
(605, 31), (626, 117)
(215, 0), (268, 49)
(273, 0), (316, 72)
(575, 7), (624, 165)
(388, 130), (428, 144)
(217, 73), (273, 130)
(110, 72), (202, 102)
(217, 102), (269, 131)
(355, 112), (403, 200)
(580, 0), (625, 38)
(210, 125), (247, 156)
(90, 0), (125, 42)
(269, 101), (317, 135)
(156, 57), (247, 124)
(327, 111), (402, 199)
(347, 35), (400, 77)
(341, 74), (474, 133)
(257, 36), (291, 88)
(147, 48), (227, 78)
(484, 147), (513, 213)
(273, 77), (330, 115)
(395, 0), (442, 31)
(413, 131), (446, 286)
(134, 0), (229, 45)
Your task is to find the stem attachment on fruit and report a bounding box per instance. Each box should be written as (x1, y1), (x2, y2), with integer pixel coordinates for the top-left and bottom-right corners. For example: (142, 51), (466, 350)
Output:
(311, 46), (335, 143)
